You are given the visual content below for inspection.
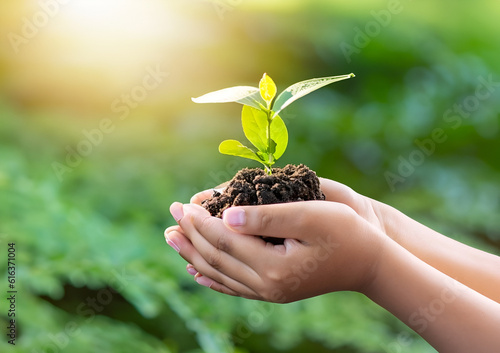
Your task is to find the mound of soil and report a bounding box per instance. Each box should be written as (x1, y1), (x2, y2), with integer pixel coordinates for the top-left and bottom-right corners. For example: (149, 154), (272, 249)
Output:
(202, 164), (325, 218)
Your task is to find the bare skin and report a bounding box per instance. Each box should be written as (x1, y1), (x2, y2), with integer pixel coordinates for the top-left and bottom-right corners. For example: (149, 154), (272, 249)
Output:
(165, 178), (500, 352)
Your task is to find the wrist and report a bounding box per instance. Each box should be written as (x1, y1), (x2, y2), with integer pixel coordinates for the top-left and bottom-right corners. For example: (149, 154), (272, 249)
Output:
(361, 237), (403, 298)
(357, 232), (396, 297)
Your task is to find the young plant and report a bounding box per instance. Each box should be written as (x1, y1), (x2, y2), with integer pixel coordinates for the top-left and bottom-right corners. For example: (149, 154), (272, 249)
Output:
(192, 72), (355, 174)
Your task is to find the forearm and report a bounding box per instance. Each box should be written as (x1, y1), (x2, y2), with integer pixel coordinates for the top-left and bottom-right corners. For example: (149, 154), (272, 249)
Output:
(365, 240), (500, 353)
(375, 200), (500, 303)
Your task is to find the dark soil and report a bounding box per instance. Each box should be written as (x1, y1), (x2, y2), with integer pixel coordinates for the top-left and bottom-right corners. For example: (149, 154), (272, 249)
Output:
(202, 164), (324, 243)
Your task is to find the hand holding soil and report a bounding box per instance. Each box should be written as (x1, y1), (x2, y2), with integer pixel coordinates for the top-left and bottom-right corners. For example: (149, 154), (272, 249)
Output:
(166, 178), (500, 352)
(168, 195), (386, 302)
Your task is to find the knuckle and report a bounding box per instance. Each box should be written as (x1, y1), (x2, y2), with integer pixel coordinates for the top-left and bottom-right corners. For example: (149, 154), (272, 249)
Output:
(340, 203), (359, 221)
(198, 214), (215, 232)
(206, 249), (223, 270)
(263, 266), (284, 284)
(257, 265), (294, 303)
(258, 211), (274, 231)
(215, 232), (232, 253)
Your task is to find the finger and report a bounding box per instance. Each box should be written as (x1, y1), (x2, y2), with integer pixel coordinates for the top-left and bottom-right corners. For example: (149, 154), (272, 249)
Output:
(168, 231), (246, 298)
(190, 181), (230, 205)
(186, 263), (198, 276)
(186, 260), (244, 298)
(193, 273), (249, 298)
(165, 225), (182, 235)
(319, 178), (381, 225)
(165, 223), (260, 297)
(170, 202), (184, 223)
(164, 225), (186, 253)
(319, 177), (359, 206)
(181, 203), (279, 265)
(190, 189), (216, 205)
(166, 226), (257, 296)
(176, 206), (262, 296)
(222, 201), (356, 240)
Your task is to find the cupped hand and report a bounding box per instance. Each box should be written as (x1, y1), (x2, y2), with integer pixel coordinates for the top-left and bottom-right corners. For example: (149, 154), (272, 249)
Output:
(166, 200), (387, 303)
(318, 178), (391, 235)
(190, 178), (390, 237)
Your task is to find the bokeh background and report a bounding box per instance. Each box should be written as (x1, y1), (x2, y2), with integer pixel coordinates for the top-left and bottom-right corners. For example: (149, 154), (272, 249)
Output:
(1, 0), (499, 352)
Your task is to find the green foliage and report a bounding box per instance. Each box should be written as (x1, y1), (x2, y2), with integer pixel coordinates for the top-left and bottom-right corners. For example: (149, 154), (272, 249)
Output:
(193, 73), (354, 174)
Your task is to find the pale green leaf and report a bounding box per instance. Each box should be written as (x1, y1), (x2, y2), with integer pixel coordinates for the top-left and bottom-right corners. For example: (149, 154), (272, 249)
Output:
(272, 73), (355, 116)
(259, 73), (277, 104)
(218, 140), (264, 164)
(192, 86), (266, 110)
(270, 115), (288, 160)
(241, 105), (268, 153)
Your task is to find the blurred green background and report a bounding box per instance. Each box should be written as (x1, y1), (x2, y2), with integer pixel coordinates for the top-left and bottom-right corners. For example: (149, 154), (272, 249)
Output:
(1, 0), (499, 352)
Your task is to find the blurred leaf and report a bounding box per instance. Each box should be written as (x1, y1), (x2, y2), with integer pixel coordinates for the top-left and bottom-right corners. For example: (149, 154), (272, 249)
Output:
(192, 86), (266, 110)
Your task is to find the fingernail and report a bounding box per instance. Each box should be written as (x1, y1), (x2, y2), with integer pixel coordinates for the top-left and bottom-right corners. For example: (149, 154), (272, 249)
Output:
(170, 202), (184, 222)
(166, 234), (180, 253)
(195, 275), (213, 288)
(186, 265), (198, 276)
(223, 207), (246, 227)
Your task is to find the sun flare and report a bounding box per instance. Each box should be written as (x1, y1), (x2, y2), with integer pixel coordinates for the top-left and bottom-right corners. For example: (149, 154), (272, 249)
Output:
(1, 0), (182, 108)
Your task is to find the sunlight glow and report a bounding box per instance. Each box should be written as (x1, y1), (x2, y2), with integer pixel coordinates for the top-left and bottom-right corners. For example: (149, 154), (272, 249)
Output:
(52, 0), (173, 76)
(2, 0), (183, 108)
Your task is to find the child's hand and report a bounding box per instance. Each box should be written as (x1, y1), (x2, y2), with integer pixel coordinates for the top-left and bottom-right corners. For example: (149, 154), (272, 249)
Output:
(166, 177), (500, 352)
(166, 200), (387, 303)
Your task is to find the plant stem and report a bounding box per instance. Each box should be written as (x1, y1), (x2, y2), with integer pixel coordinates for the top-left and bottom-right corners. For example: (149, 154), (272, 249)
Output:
(266, 109), (273, 174)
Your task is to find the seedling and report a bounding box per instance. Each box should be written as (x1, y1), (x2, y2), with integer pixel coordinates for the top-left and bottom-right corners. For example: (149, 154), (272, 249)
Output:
(192, 73), (355, 174)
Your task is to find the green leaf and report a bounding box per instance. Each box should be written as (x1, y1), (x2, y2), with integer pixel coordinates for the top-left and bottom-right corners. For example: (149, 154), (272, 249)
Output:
(241, 105), (268, 153)
(272, 73), (355, 116)
(270, 115), (288, 160)
(218, 140), (264, 164)
(259, 73), (277, 104)
(268, 139), (277, 155)
(241, 106), (288, 164)
(192, 86), (266, 110)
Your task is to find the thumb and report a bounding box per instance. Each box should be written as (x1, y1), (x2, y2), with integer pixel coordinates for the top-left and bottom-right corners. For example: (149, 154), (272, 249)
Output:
(222, 202), (331, 239)
(319, 177), (359, 205)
